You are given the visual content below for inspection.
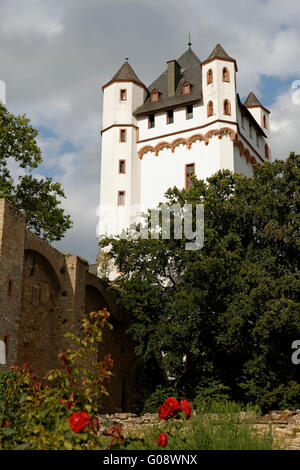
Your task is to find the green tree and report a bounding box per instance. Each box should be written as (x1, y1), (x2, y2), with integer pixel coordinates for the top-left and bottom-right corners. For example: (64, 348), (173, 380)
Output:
(100, 153), (300, 411)
(0, 103), (72, 241)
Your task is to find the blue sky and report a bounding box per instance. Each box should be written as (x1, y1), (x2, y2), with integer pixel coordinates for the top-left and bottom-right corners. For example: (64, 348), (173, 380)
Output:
(0, 0), (299, 262)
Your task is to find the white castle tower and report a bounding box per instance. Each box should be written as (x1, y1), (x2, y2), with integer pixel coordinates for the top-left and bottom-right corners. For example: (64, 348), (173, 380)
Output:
(98, 44), (271, 274)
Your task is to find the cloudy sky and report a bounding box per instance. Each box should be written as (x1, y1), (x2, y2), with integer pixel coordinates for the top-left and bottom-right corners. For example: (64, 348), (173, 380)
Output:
(0, 0), (299, 263)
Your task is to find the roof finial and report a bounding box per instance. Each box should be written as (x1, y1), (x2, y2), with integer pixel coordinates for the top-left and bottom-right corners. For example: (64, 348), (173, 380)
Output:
(125, 57), (129, 62)
(188, 33), (192, 49)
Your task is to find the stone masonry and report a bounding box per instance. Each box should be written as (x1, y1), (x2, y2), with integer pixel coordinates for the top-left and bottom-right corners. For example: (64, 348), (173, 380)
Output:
(0, 199), (161, 413)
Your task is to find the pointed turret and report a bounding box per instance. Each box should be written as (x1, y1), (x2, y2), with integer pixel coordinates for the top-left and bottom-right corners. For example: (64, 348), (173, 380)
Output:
(244, 91), (263, 108)
(202, 43), (238, 71)
(103, 60), (147, 92)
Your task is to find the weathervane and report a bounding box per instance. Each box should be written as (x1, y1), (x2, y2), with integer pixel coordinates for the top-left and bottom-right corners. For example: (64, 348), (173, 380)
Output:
(188, 33), (192, 48)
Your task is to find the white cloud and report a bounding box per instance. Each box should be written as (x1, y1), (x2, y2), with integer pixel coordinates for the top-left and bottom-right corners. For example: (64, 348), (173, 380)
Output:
(0, 0), (63, 38)
(0, 0), (299, 262)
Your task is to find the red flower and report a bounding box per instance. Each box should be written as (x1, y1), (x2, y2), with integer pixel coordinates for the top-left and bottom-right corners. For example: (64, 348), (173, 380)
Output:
(158, 432), (168, 448)
(179, 399), (192, 420)
(68, 411), (90, 433)
(164, 397), (181, 416)
(158, 403), (170, 420)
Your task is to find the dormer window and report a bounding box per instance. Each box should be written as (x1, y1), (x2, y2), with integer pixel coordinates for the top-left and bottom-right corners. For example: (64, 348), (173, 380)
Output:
(207, 69), (213, 85)
(120, 89), (127, 101)
(222, 67), (230, 82)
(182, 82), (191, 95)
(151, 89), (159, 103)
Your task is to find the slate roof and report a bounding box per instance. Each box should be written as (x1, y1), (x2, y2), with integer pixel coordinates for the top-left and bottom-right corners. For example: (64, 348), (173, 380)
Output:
(244, 91), (263, 107)
(202, 43), (238, 71)
(208, 43), (234, 61)
(133, 47), (202, 116)
(103, 61), (146, 90)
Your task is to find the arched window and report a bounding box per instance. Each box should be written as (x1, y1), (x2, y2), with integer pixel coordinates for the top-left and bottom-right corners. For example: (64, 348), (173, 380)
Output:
(265, 143), (269, 159)
(263, 115), (267, 128)
(182, 82), (191, 95)
(150, 89), (158, 103)
(207, 69), (213, 85)
(222, 67), (230, 82)
(223, 99), (231, 115)
(207, 101), (214, 117)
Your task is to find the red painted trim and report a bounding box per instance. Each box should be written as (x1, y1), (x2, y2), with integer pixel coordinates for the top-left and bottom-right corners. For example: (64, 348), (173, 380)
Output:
(246, 104), (270, 115)
(137, 119), (236, 144)
(101, 124), (138, 136)
(102, 79), (149, 94)
(201, 56), (238, 72)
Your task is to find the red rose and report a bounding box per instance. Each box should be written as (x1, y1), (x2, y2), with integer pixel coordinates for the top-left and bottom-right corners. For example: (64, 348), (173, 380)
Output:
(164, 397), (181, 416)
(158, 403), (169, 420)
(68, 411), (90, 433)
(179, 399), (192, 420)
(157, 432), (168, 448)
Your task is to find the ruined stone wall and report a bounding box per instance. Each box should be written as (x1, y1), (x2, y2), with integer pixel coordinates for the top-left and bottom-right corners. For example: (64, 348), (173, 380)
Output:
(0, 199), (161, 412)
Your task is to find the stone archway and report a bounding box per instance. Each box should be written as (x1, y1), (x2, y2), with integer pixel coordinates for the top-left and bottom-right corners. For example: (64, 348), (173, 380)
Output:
(17, 249), (62, 377)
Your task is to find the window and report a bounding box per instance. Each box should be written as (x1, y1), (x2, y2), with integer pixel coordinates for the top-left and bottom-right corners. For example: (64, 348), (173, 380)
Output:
(241, 115), (246, 129)
(185, 164), (195, 189)
(120, 89), (127, 101)
(263, 115), (267, 129)
(120, 129), (127, 142)
(182, 82), (190, 95)
(186, 105), (193, 120)
(207, 100), (214, 117)
(222, 67), (230, 82)
(256, 133), (260, 147)
(119, 160), (126, 174)
(8, 279), (14, 299)
(148, 114), (155, 128)
(207, 69), (213, 85)
(249, 124), (253, 139)
(265, 143), (269, 159)
(223, 99), (231, 115)
(167, 109), (174, 124)
(118, 191), (125, 206)
(151, 89), (159, 103)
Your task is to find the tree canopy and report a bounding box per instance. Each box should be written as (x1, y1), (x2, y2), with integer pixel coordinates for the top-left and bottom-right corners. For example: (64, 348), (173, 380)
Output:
(0, 103), (72, 241)
(100, 153), (300, 411)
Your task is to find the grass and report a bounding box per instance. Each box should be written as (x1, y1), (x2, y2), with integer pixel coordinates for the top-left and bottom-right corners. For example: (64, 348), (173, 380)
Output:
(118, 402), (275, 450)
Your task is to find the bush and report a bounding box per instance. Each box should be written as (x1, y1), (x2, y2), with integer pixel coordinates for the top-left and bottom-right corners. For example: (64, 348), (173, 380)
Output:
(143, 385), (178, 414)
(0, 310), (121, 450)
(192, 379), (232, 412)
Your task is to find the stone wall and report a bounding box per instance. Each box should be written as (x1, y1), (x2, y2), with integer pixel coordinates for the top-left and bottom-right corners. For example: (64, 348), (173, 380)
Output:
(0, 199), (161, 413)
